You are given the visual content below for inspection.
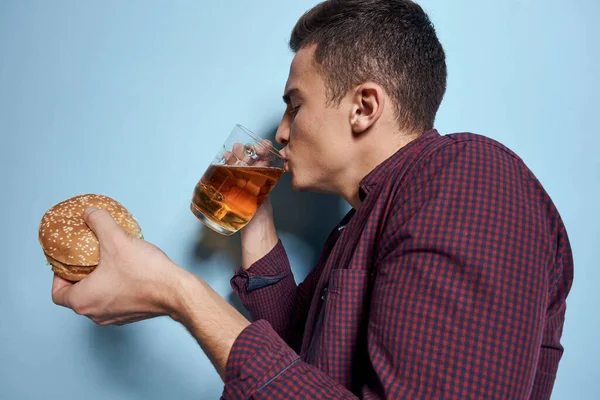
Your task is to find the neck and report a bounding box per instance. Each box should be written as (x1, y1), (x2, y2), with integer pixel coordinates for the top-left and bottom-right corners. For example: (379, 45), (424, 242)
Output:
(339, 129), (420, 210)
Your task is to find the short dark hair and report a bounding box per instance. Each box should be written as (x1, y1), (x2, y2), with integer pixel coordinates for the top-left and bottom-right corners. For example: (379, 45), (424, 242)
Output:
(290, 0), (447, 133)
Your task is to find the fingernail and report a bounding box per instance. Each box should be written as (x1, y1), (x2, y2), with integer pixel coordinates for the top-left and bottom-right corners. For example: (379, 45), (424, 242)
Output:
(84, 207), (98, 217)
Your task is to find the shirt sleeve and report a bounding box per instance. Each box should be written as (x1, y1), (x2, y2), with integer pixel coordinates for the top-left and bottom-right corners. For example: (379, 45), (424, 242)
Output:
(222, 319), (358, 399)
(230, 239), (322, 349)
(366, 139), (572, 399)
(230, 240), (297, 337)
(529, 212), (573, 399)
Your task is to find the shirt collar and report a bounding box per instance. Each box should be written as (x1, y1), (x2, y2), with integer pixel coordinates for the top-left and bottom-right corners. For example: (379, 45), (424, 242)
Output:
(358, 129), (440, 201)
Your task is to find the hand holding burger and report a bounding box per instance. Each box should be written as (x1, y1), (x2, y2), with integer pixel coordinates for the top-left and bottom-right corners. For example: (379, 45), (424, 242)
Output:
(38, 194), (187, 325)
(39, 193), (251, 379)
(39, 194), (143, 281)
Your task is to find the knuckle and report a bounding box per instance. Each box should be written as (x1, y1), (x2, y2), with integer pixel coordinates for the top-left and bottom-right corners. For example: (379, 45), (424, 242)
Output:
(72, 303), (85, 315)
(110, 233), (132, 255)
(72, 302), (90, 316)
(101, 230), (131, 256)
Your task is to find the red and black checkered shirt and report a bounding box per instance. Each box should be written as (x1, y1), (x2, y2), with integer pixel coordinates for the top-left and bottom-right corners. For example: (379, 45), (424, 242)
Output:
(225, 129), (573, 399)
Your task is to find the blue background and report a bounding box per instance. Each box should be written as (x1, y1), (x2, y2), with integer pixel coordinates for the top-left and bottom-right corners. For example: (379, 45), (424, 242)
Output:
(1, 1), (597, 399)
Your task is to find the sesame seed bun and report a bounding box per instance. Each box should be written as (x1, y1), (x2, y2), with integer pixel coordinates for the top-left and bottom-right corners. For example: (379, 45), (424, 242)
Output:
(38, 194), (142, 281)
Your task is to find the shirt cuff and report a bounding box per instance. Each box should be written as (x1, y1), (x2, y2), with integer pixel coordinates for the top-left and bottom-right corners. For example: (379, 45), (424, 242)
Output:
(222, 319), (300, 399)
(231, 239), (292, 293)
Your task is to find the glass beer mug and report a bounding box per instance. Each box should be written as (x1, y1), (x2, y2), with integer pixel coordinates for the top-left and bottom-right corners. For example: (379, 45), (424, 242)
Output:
(190, 125), (285, 235)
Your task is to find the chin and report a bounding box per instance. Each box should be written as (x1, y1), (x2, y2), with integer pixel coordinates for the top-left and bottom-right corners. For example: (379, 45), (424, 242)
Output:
(290, 179), (307, 192)
(290, 175), (311, 192)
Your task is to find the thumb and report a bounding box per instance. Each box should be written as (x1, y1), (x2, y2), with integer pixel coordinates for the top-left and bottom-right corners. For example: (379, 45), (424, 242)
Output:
(83, 207), (124, 243)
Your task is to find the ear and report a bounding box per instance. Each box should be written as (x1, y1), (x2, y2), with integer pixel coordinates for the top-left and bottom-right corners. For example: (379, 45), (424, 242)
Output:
(349, 82), (385, 135)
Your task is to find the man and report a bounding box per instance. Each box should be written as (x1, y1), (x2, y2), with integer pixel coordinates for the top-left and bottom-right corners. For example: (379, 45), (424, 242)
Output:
(51, 0), (574, 398)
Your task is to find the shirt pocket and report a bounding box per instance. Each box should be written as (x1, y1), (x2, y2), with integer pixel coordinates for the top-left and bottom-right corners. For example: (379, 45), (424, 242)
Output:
(309, 269), (372, 388)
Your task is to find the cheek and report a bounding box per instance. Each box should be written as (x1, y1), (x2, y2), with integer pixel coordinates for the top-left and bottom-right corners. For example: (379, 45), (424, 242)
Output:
(289, 108), (333, 164)
(298, 109), (325, 144)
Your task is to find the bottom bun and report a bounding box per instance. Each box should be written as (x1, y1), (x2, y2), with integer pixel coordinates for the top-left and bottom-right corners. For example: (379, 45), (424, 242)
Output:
(46, 255), (96, 282)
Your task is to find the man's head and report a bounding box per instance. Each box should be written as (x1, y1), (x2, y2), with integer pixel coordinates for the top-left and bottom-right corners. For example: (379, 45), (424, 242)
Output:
(276, 0), (446, 195)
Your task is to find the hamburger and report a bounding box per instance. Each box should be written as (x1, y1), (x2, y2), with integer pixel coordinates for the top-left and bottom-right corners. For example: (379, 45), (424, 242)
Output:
(38, 194), (142, 281)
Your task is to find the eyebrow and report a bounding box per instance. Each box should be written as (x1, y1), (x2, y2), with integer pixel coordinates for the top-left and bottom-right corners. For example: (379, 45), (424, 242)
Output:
(282, 88), (300, 105)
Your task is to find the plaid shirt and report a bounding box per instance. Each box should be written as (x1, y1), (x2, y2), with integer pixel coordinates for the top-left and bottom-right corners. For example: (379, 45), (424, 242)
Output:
(225, 130), (573, 399)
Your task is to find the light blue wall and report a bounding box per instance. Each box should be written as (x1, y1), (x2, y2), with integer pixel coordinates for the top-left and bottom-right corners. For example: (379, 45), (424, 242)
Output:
(1, 1), (597, 399)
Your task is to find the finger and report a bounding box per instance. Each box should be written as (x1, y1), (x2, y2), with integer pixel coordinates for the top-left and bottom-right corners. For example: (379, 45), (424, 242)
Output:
(114, 315), (152, 326)
(222, 151), (236, 165)
(83, 208), (125, 243)
(223, 150), (243, 166)
(104, 313), (161, 326)
(231, 143), (249, 165)
(257, 140), (274, 155)
(254, 140), (277, 167)
(52, 274), (74, 308)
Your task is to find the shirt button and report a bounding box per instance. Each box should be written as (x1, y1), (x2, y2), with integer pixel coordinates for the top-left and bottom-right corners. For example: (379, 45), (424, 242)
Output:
(321, 287), (328, 300)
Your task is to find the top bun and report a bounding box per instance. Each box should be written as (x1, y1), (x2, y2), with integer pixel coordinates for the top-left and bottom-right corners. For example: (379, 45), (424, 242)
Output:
(39, 194), (142, 268)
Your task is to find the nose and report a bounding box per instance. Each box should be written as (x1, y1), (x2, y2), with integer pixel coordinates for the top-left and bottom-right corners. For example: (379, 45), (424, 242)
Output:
(275, 114), (290, 146)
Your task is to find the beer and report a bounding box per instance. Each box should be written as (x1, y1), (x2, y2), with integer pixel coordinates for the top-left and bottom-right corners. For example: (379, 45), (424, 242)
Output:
(191, 164), (284, 234)
(190, 124), (285, 235)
